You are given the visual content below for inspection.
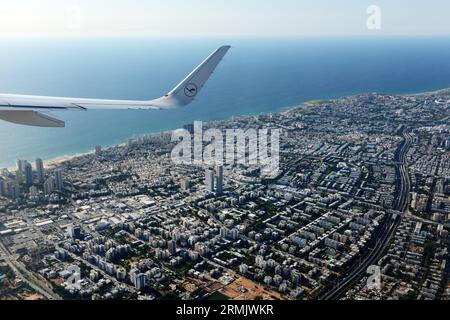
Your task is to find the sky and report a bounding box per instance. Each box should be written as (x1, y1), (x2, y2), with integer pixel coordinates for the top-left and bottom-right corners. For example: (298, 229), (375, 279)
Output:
(0, 0), (449, 37)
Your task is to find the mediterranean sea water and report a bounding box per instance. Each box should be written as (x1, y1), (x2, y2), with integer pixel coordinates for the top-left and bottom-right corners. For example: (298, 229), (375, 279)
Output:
(1, 36), (450, 168)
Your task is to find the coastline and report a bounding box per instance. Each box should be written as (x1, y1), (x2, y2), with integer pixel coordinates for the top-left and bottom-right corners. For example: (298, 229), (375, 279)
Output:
(4, 86), (449, 172)
(6, 151), (95, 172)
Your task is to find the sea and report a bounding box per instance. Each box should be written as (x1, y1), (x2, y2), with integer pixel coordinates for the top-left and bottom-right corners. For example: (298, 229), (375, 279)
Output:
(1, 36), (450, 169)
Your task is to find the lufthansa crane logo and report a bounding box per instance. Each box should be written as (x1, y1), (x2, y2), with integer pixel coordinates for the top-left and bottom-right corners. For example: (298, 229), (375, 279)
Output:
(184, 83), (198, 98)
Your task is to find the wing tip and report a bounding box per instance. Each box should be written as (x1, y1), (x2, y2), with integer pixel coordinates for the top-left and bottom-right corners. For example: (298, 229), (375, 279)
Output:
(148, 45), (231, 109)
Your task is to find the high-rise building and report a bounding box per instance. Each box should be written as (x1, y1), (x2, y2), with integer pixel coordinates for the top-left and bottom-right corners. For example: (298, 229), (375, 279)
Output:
(180, 179), (190, 191)
(183, 123), (195, 134)
(230, 228), (239, 240)
(16, 160), (26, 184)
(0, 178), (5, 197)
(167, 240), (176, 254)
(216, 166), (223, 195)
(135, 273), (147, 290)
(435, 179), (445, 195)
(95, 145), (102, 155)
(54, 170), (64, 191)
(205, 169), (215, 193)
(44, 177), (55, 195)
(68, 225), (82, 239)
(172, 229), (181, 242)
(116, 268), (127, 281)
(7, 181), (19, 199)
(24, 162), (33, 186)
(35, 158), (45, 183)
(220, 227), (228, 238)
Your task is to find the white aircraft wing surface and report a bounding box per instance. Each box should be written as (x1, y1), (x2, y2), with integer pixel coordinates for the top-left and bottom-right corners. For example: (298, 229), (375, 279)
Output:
(0, 45), (231, 127)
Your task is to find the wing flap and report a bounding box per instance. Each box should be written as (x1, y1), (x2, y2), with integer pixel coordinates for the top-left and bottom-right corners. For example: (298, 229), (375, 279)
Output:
(0, 110), (65, 127)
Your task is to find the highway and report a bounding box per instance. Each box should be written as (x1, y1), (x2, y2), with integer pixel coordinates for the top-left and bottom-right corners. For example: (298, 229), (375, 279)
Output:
(319, 127), (412, 300)
(0, 239), (61, 300)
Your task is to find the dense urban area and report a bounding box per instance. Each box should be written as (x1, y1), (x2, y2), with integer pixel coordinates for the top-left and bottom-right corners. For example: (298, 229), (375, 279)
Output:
(0, 89), (449, 300)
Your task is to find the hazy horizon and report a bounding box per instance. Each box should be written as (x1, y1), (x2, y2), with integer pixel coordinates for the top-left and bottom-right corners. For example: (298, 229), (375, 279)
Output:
(1, 1), (450, 37)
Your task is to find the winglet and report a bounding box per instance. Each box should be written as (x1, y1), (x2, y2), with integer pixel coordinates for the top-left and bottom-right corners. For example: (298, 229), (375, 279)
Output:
(149, 45), (231, 108)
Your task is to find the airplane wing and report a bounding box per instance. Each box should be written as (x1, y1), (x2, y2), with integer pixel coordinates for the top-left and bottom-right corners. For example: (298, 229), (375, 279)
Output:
(0, 45), (231, 127)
